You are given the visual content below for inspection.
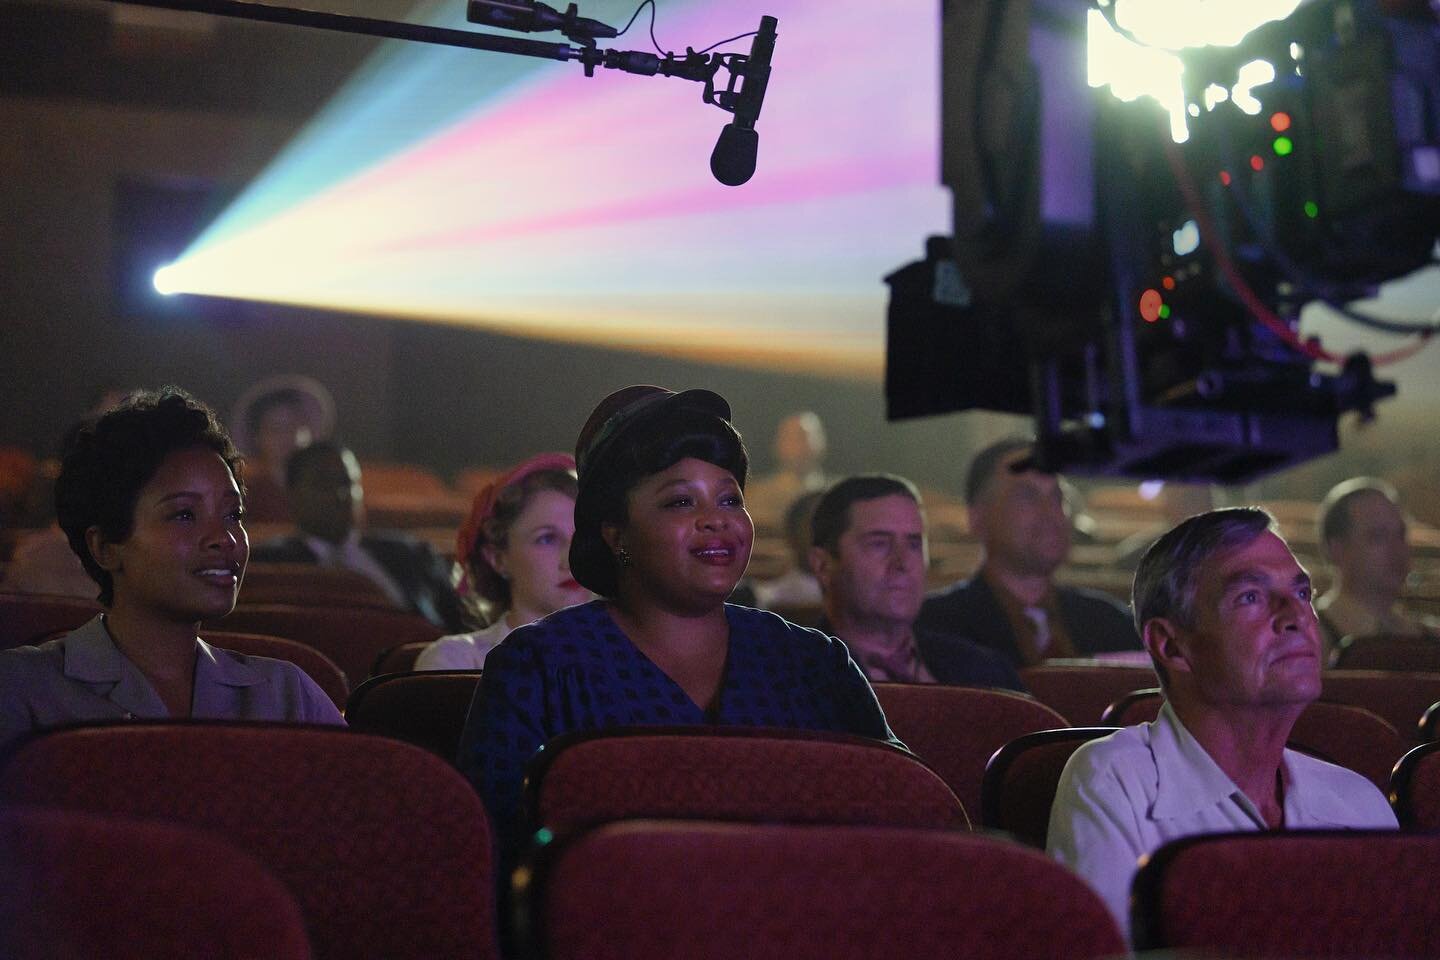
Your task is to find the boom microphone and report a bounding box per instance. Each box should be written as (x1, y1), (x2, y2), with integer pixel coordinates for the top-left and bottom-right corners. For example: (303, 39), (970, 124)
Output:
(710, 15), (777, 187)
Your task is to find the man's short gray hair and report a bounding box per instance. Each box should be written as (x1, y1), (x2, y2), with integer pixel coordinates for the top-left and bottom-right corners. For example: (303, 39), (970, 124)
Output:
(1131, 507), (1277, 635)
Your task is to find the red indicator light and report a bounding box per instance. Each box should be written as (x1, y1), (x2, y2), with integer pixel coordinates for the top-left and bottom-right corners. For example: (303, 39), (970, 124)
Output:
(1270, 111), (1291, 132)
(1139, 288), (1164, 323)
(1219, 170), (1232, 186)
(1162, 276), (1176, 291)
(1250, 155), (1265, 171)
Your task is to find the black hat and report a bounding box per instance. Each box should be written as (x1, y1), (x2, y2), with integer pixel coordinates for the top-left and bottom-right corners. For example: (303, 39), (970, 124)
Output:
(569, 385), (733, 596)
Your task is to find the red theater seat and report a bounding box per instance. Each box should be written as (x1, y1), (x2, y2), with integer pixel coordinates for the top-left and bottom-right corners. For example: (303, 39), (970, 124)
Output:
(0, 723), (497, 960)
(1, 807), (312, 960)
(521, 820), (1126, 960)
(872, 683), (1069, 821)
(239, 562), (397, 610)
(1390, 740), (1440, 830)
(344, 670), (482, 761)
(1332, 632), (1440, 672)
(0, 592), (100, 649)
(371, 639), (433, 676)
(526, 726), (968, 835)
(207, 602), (443, 687)
(1132, 830), (1440, 956)
(982, 727), (1117, 847)
(1018, 662), (1159, 724)
(1319, 669), (1440, 741)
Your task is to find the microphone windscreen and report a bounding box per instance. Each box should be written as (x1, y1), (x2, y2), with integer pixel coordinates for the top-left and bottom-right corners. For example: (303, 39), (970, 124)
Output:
(710, 123), (758, 187)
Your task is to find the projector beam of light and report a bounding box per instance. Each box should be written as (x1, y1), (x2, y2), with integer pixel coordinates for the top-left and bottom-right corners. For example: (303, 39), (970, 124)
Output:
(157, 0), (950, 380)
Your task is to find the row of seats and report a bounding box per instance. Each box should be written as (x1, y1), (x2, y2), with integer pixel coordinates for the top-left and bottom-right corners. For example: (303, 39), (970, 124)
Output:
(10, 587), (1440, 756)
(342, 671), (1440, 838)
(1018, 660), (1440, 742)
(523, 821), (1440, 960)
(7, 721), (1440, 958)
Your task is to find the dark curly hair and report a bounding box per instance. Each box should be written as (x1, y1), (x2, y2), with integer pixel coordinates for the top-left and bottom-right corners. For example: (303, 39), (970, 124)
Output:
(572, 408), (748, 599)
(54, 387), (245, 606)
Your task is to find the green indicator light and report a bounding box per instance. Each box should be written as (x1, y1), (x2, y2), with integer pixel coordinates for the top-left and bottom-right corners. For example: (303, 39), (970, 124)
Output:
(1273, 136), (1294, 156)
(1158, 304), (1172, 320)
(1304, 201), (1319, 218)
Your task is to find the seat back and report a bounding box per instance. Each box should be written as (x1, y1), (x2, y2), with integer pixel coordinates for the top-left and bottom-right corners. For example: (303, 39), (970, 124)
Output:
(981, 727), (1118, 847)
(344, 670), (483, 761)
(1332, 633), (1440, 672)
(207, 603), (443, 687)
(1421, 700), (1440, 742)
(523, 820), (1126, 960)
(0, 723), (497, 960)
(203, 630), (350, 710)
(1390, 740), (1440, 830)
(1, 806), (312, 960)
(1290, 699), (1407, 790)
(0, 592), (100, 649)
(1319, 669), (1440, 741)
(1132, 830), (1440, 956)
(1018, 663), (1159, 724)
(872, 683), (1068, 820)
(239, 563), (397, 610)
(372, 639), (433, 676)
(527, 726), (968, 834)
(1098, 687), (1163, 725)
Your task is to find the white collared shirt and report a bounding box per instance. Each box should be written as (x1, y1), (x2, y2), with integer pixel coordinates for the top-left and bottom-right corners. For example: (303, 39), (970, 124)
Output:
(1047, 701), (1397, 941)
(414, 618), (512, 671)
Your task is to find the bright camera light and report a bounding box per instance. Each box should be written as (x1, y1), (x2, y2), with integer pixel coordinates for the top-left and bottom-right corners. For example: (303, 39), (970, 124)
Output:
(1172, 220), (1201, 257)
(1089, 0), (1300, 142)
(1231, 59), (1276, 115)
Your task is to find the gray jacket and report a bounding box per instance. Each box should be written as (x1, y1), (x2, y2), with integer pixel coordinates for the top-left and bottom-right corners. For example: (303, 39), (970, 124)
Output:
(0, 615), (344, 754)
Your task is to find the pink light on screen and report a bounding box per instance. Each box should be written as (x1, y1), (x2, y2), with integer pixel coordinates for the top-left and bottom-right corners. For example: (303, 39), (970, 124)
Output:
(159, 0), (948, 379)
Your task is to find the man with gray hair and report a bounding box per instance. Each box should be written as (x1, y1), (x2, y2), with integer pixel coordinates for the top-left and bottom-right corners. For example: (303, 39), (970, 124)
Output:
(1047, 508), (1396, 940)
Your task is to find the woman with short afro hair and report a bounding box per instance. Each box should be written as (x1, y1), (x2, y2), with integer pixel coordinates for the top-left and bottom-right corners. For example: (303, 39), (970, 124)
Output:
(0, 387), (342, 753)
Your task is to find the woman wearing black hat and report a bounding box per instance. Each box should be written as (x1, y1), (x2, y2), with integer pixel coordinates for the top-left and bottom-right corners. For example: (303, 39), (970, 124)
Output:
(456, 385), (900, 859)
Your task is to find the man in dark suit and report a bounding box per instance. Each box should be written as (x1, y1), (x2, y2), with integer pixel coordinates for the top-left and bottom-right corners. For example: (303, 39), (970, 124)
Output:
(809, 474), (1023, 690)
(250, 442), (467, 632)
(916, 438), (1138, 668)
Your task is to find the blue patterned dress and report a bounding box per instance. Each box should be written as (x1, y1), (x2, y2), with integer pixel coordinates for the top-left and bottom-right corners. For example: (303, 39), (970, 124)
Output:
(457, 600), (901, 858)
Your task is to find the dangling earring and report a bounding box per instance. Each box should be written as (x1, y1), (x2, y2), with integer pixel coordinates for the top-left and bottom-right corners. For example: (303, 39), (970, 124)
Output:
(617, 547), (632, 569)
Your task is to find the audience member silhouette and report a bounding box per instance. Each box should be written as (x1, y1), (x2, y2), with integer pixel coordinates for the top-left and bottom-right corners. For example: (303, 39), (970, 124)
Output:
(917, 437), (1139, 666)
(231, 376), (334, 524)
(251, 442), (466, 632)
(1315, 476), (1436, 654)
